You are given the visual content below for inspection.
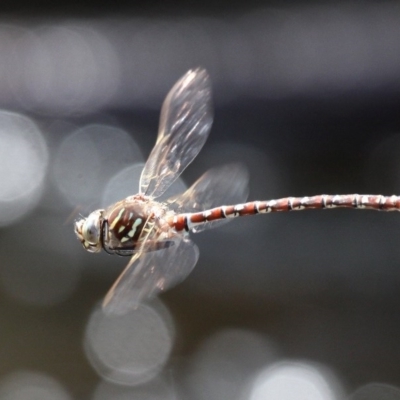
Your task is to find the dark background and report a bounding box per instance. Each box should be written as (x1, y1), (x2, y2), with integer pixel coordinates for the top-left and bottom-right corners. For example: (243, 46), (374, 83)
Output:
(1, 1), (400, 399)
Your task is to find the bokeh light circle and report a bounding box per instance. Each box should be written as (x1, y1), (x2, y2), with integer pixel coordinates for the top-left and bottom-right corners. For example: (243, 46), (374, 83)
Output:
(0, 370), (71, 400)
(7, 24), (120, 115)
(248, 361), (342, 400)
(53, 124), (142, 208)
(0, 110), (48, 226)
(348, 382), (400, 400)
(183, 328), (277, 400)
(84, 300), (174, 386)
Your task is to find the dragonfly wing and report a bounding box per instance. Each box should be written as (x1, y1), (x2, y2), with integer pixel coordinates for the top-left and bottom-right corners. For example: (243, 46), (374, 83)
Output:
(140, 68), (213, 198)
(167, 163), (249, 232)
(103, 236), (199, 314)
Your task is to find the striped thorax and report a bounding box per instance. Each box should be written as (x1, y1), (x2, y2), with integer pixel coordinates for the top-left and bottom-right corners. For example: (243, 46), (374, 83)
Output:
(75, 194), (179, 256)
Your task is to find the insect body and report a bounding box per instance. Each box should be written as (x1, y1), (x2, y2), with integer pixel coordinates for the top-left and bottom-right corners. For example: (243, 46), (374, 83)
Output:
(100, 195), (174, 255)
(75, 68), (400, 313)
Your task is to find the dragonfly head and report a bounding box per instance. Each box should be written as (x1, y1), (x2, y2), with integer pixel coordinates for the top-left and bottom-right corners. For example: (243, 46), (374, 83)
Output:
(74, 209), (105, 253)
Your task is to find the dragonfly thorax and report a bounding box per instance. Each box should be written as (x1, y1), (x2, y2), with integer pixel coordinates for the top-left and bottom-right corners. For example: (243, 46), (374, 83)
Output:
(74, 209), (104, 253)
(101, 195), (176, 256)
(75, 194), (178, 257)
(106, 202), (148, 249)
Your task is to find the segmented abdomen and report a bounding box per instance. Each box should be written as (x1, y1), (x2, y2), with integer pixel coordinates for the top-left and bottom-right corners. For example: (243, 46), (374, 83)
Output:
(169, 194), (400, 232)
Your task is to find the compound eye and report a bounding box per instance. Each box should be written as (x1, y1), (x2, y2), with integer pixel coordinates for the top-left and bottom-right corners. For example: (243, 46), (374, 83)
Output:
(82, 212), (101, 244)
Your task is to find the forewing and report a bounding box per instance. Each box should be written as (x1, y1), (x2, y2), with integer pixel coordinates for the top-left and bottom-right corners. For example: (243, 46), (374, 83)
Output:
(103, 236), (199, 314)
(167, 163), (249, 232)
(140, 68), (213, 198)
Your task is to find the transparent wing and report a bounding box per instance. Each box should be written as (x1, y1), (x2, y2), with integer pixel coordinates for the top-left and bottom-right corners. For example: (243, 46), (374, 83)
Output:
(140, 68), (213, 198)
(167, 163), (249, 232)
(103, 236), (199, 314)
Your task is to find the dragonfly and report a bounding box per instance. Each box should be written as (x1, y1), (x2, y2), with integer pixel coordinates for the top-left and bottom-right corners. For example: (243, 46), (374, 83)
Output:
(75, 68), (400, 313)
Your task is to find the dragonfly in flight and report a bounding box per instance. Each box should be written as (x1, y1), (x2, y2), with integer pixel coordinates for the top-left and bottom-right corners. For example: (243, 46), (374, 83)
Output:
(75, 68), (400, 313)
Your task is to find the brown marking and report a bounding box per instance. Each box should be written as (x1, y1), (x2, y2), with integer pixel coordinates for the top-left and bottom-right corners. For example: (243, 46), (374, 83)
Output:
(172, 215), (187, 232)
(290, 197), (302, 210)
(269, 198), (290, 212)
(380, 195), (398, 211)
(239, 203), (257, 216)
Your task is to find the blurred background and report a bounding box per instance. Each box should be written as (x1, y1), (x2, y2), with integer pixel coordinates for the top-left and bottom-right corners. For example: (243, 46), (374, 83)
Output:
(1, 1), (400, 399)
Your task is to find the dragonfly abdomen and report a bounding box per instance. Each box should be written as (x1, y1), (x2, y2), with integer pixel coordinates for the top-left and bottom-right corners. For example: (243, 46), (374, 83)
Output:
(253, 194), (400, 213)
(169, 194), (400, 232)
